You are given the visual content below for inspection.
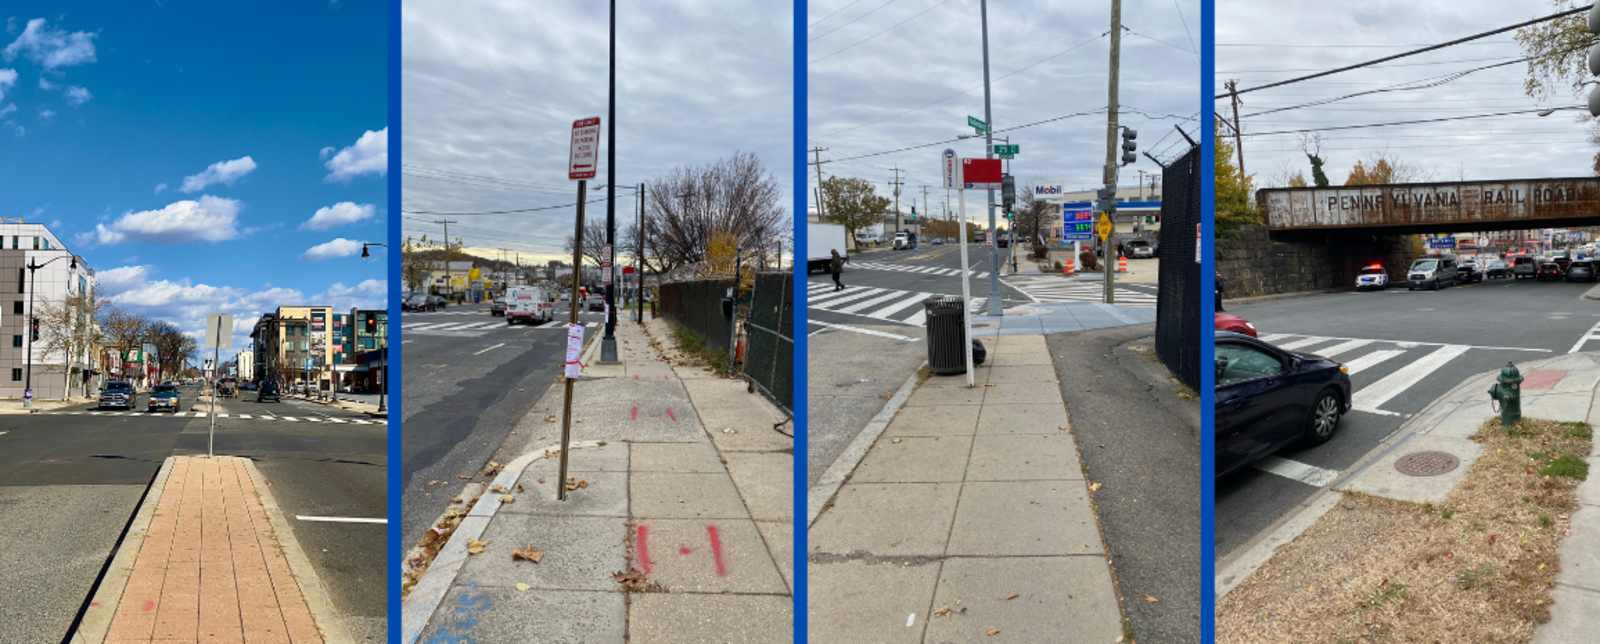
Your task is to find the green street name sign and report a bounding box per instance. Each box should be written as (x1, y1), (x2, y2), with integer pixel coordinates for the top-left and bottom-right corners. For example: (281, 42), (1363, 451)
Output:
(993, 144), (1019, 156)
(967, 116), (988, 133)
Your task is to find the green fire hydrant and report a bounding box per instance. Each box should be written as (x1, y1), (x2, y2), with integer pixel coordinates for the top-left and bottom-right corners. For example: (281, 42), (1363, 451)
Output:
(1487, 361), (1523, 426)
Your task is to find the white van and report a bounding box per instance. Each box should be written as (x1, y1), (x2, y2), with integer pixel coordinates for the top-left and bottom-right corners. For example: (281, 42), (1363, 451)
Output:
(505, 286), (554, 325)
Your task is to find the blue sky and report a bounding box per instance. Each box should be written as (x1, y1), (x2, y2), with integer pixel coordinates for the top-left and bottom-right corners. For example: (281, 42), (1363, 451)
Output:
(0, 2), (387, 362)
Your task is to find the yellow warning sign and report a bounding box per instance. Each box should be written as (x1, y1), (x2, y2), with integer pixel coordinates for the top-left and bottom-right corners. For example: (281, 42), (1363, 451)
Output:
(1096, 214), (1113, 241)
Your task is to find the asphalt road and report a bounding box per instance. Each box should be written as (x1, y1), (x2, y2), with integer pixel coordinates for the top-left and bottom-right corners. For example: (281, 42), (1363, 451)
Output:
(0, 384), (387, 643)
(805, 244), (1030, 487)
(1216, 276), (1600, 560)
(398, 302), (607, 547)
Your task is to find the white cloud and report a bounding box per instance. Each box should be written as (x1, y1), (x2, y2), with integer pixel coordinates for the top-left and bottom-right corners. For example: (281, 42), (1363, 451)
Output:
(300, 238), (364, 261)
(154, 183), (167, 195)
(0, 103), (15, 118)
(179, 156), (257, 193)
(3, 18), (98, 69)
(324, 127), (386, 182)
(64, 85), (90, 106)
(319, 146), (335, 159)
(0, 68), (15, 100)
(37, 108), (52, 120)
(94, 265), (151, 295)
(37, 76), (52, 90)
(300, 202), (375, 231)
(312, 279), (388, 311)
(86, 195), (245, 246)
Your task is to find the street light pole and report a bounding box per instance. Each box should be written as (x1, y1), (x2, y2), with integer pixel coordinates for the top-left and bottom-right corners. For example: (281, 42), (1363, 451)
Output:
(980, 0), (1001, 316)
(600, 0), (620, 364)
(637, 182), (645, 324)
(24, 252), (75, 408)
(361, 242), (388, 414)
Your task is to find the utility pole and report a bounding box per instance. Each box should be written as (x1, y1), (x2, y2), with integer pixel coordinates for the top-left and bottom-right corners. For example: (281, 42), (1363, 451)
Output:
(1102, 0), (1122, 304)
(809, 147), (830, 221)
(600, 0), (619, 364)
(637, 182), (646, 323)
(434, 219), (457, 299)
(1226, 79), (1245, 178)
(888, 166), (904, 235)
(920, 185), (930, 240)
(980, 0), (1001, 315)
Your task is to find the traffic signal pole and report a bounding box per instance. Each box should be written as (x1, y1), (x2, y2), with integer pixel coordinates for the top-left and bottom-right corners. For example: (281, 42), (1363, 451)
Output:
(1102, 0), (1122, 305)
(980, 0), (1002, 316)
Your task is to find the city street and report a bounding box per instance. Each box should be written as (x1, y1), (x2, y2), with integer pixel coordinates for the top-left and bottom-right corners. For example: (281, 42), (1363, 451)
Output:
(398, 302), (608, 546)
(1216, 278), (1600, 560)
(0, 383), (388, 643)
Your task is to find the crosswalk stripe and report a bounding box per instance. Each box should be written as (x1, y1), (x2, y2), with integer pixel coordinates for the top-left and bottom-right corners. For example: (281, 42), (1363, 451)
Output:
(1352, 344), (1471, 411)
(811, 287), (883, 305)
(1252, 456), (1342, 487)
(815, 288), (890, 308)
(1276, 337), (1335, 351)
(1258, 333), (1292, 342)
(833, 289), (920, 314)
(1310, 339), (1372, 358)
(868, 291), (934, 321)
(1343, 349), (1406, 375)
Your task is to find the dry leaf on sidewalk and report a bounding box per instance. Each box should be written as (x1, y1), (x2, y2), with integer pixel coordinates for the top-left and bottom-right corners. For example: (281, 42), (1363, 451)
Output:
(512, 546), (544, 563)
(457, 475), (471, 480)
(1089, 482), (1103, 492)
(933, 605), (952, 618)
(566, 479), (588, 491)
(545, 414), (557, 422)
(891, 438), (902, 443)
(428, 480), (439, 486)
(491, 484), (510, 494)
(515, 582), (532, 591)
(986, 627), (1000, 636)
(1145, 594), (1158, 603)
(500, 495), (515, 504)
(1004, 592), (1019, 601)
(466, 539), (488, 555)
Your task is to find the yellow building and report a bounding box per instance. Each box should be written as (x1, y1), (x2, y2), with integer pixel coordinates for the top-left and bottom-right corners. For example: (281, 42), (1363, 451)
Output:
(249, 305), (337, 391)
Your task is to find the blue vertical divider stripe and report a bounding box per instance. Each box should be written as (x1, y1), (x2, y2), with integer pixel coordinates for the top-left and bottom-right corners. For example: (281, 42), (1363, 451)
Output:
(1200, 0), (1216, 638)
(793, 0), (809, 640)
(386, 0), (401, 638)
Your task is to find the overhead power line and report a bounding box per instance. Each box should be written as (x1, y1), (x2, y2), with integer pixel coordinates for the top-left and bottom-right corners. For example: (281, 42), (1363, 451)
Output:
(1216, 3), (1593, 98)
(809, 0), (865, 29)
(824, 108), (1108, 163)
(808, 0), (899, 43)
(1238, 107), (1569, 138)
(402, 195), (610, 216)
(810, 0), (953, 65)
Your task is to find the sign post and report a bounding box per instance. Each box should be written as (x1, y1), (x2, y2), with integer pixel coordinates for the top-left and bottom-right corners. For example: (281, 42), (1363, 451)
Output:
(951, 151), (975, 387)
(560, 116), (599, 501)
(204, 312), (233, 459)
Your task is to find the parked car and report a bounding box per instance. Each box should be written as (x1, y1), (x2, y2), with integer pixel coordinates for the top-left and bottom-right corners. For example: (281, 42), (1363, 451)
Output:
(1214, 312), (1258, 338)
(1215, 331), (1352, 478)
(932, 237), (944, 245)
(1355, 265), (1388, 291)
(1512, 256), (1538, 280)
(257, 380), (281, 403)
(1406, 256), (1458, 290)
(99, 381), (136, 410)
(147, 384), (182, 413)
(1485, 260), (1512, 279)
(491, 298), (507, 316)
(1457, 260), (1484, 283)
(403, 293), (435, 312)
(427, 294), (449, 309)
(1126, 240), (1155, 259)
(1567, 259), (1596, 282)
(1538, 260), (1565, 282)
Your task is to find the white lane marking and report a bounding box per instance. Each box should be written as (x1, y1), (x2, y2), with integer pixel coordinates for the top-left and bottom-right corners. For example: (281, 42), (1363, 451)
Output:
(1351, 405), (1403, 417)
(1251, 455), (1342, 487)
(1258, 333), (1293, 342)
(815, 288), (893, 308)
(807, 320), (919, 341)
(280, 416), (298, 422)
(1343, 349), (1406, 375)
(295, 515), (387, 524)
(1311, 339), (1373, 358)
(810, 286), (883, 304)
(866, 291), (933, 321)
(832, 290), (919, 314)
(1569, 319), (1600, 354)
(1352, 344), (1471, 411)
(473, 343), (507, 355)
(239, 414), (252, 419)
(1277, 337), (1336, 351)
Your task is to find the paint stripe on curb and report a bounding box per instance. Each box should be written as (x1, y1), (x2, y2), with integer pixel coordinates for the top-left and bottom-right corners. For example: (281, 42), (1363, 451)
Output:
(807, 363), (926, 527)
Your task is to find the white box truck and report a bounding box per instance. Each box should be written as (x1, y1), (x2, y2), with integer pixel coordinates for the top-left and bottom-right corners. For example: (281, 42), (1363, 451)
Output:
(504, 285), (555, 325)
(808, 222), (848, 273)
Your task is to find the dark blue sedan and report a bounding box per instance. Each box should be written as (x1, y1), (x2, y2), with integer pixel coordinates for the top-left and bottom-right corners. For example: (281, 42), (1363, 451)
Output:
(1216, 331), (1352, 478)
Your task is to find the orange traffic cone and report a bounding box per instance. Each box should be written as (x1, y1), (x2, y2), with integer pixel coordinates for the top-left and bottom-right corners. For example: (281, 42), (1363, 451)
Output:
(1117, 255), (1128, 273)
(1064, 257), (1075, 274)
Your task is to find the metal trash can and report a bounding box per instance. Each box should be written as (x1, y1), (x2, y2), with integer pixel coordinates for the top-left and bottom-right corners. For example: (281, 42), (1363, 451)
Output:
(924, 296), (968, 374)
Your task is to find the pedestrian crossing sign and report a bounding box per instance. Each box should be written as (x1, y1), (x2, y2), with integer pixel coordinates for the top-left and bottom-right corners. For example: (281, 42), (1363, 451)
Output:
(1096, 214), (1113, 241)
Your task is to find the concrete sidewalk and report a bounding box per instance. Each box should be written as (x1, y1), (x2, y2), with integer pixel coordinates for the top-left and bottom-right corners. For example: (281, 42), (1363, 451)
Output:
(404, 319), (792, 643)
(969, 301), (1157, 337)
(1215, 352), (1600, 642)
(73, 455), (346, 643)
(287, 393), (387, 417)
(808, 334), (1123, 643)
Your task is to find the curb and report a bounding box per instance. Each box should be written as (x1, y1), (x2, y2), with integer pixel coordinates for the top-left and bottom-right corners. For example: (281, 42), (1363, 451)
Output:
(1585, 283), (1600, 301)
(71, 457), (177, 644)
(1215, 364), (1515, 599)
(243, 458), (355, 644)
(806, 362), (926, 527)
(400, 440), (606, 644)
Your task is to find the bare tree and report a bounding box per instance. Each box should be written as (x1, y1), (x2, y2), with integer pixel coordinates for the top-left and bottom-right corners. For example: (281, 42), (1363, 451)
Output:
(100, 309), (150, 383)
(642, 152), (788, 275)
(36, 289), (108, 399)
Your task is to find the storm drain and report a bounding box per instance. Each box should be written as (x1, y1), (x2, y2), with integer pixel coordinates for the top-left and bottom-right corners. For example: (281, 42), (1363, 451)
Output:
(1394, 451), (1460, 477)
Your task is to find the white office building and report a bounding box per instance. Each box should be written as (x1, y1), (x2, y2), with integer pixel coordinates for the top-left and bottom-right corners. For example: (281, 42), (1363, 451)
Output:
(0, 220), (96, 401)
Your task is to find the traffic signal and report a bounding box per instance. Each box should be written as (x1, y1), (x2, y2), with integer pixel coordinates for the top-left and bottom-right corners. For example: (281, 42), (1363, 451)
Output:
(29, 316), (39, 342)
(1000, 174), (1016, 210)
(1121, 128), (1138, 165)
(909, 206), (916, 219)
(1096, 186), (1118, 213)
(365, 315), (377, 334)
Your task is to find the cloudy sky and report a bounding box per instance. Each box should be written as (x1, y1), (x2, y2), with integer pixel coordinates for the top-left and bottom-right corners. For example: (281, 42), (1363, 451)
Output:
(400, 0), (793, 265)
(807, 0), (1201, 222)
(1218, 0), (1596, 188)
(0, 4), (387, 364)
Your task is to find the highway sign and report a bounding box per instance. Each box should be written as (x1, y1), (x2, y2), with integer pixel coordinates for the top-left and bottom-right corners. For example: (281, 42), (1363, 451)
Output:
(968, 116), (988, 133)
(569, 117), (601, 180)
(942, 149), (958, 189)
(1096, 214), (1113, 241)
(962, 158), (1002, 190)
(993, 144), (1019, 156)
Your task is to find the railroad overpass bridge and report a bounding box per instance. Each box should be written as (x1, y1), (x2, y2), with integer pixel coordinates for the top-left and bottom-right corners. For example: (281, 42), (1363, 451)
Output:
(1219, 178), (1600, 297)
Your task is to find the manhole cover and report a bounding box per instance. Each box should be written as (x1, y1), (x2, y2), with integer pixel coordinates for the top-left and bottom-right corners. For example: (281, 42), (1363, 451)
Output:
(1395, 451), (1460, 477)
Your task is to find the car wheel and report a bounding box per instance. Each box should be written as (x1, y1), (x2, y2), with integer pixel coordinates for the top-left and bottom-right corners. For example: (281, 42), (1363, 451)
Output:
(1304, 390), (1343, 445)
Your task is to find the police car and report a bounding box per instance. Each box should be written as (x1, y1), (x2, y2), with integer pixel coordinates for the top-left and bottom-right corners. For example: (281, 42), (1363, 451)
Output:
(1355, 265), (1389, 291)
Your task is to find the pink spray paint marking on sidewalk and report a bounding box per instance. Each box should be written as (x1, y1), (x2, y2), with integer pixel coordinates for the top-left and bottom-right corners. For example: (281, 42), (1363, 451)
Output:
(707, 526), (727, 577)
(636, 525), (653, 573)
(665, 408), (677, 421)
(630, 406), (638, 420)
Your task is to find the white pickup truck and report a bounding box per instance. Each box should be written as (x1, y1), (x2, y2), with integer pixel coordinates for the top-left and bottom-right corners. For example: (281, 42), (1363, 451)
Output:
(504, 286), (554, 325)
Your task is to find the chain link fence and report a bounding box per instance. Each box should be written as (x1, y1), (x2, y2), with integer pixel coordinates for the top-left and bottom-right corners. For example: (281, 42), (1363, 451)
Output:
(743, 272), (793, 413)
(1156, 144), (1201, 391)
(658, 278), (735, 356)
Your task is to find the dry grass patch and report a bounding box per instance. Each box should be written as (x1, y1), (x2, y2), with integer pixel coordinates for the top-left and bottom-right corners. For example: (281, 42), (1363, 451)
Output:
(1217, 418), (1592, 643)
